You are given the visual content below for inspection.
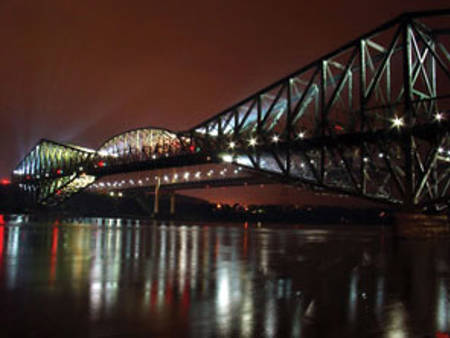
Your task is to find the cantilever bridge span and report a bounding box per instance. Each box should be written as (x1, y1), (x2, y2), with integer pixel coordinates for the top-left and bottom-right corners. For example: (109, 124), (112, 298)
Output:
(12, 10), (450, 213)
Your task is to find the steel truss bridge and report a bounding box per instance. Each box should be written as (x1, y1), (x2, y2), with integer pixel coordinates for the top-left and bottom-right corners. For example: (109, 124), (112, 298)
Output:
(12, 10), (450, 213)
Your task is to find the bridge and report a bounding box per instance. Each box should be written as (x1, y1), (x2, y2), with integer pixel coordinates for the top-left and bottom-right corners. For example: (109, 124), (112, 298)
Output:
(11, 10), (450, 213)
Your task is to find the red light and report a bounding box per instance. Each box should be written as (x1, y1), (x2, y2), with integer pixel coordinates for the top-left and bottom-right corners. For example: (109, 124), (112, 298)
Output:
(26, 175), (31, 180)
(0, 179), (10, 185)
(334, 124), (344, 131)
(56, 169), (63, 175)
(97, 161), (106, 168)
(56, 190), (62, 195)
(189, 145), (195, 152)
(0, 214), (4, 225)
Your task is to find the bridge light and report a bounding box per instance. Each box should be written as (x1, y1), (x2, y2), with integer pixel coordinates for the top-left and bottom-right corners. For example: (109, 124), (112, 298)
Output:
(249, 137), (257, 147)
(221, 154), (233, 163)
(272, 135), (280, 143)
(298, 132), (305, 139)
(229, 141), (236, 149)
(438, 147), (444, 153)
(98, 150), (108, 157)
(138, 180), (143, 185)
(195, 171), (201, 179)
(118, 192), (123, 197)
(173, 174), (179, 180)
(184, 172), (190, 180)
(78, 166), (84, 171)
(152, 154), (157, 159)
(434, 112), (444, 122)
(109, 192), (115, 197)
(378, 153), (384, 158)
(391, 115), (404, 129)
(164, 175), (169, 182)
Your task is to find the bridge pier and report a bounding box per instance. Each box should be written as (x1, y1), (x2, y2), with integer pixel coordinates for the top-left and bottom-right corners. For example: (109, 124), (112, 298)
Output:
(170, 192), (176, 215)
(153, 177), (160, 216)
(394, 212), (449, 238)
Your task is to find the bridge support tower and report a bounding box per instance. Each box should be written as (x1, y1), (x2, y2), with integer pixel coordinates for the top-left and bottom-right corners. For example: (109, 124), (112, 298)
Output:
(153, 177), (161, 216)
(170, 192), (176, 215)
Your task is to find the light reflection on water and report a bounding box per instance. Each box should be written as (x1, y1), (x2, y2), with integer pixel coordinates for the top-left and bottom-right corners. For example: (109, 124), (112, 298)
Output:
(0, 216), (448, 337)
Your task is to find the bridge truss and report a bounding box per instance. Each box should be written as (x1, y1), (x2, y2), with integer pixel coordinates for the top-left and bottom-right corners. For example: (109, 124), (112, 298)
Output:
(12, 10), (450, 212)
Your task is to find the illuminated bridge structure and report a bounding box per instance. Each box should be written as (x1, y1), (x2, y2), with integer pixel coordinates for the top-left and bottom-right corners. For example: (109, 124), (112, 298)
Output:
(12, 10), (450, 213)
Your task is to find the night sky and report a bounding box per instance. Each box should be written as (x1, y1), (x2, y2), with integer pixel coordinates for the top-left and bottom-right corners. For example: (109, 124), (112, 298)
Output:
(0, 1), (447, 205)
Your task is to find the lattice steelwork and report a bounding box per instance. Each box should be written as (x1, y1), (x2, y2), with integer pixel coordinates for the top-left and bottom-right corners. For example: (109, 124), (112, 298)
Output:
(188, 10), (450, 211)
(12, 10), (450, 212)
(13, 139), (96, 205)
(96, 127), (194, 164)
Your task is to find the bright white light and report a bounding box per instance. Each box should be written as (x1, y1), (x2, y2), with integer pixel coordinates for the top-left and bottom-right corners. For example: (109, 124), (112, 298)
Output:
(249, 137), (257, 146)
(434, 112), (444, 122)
(79, 166), (84, 171)
(118, 192), (123, 197)
(272, 135), (280, 143)
(298, 132), (305, 139)
(152, 154), (157, 159)
(173, 174), (178, 180)
(378, 153), (384, 158)
(195, 171), (201, 179)
(229, 141), (236, 149)
(184, 172), (190, 180)
(109, 192), (115, 197)
(138, 180), (143, 185)
(392, 116), (404, 129)
(164, 175), (169, 182)
(222, 154), (233, 163)
(438, 147), (444, 153)
(98, 150), (109, 157)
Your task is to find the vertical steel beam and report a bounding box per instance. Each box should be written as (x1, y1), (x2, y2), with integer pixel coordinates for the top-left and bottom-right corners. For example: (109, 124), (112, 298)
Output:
(403, 19), (415, 208)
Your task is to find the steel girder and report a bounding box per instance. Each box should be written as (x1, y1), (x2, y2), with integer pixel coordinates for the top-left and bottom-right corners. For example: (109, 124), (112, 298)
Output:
(188, 10), (450, 212)
(12, 139), (96, 206)
(11, 10), (450, 212)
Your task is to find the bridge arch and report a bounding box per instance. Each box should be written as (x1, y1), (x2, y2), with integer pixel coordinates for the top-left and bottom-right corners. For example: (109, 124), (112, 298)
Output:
(96, 127), (195, 163)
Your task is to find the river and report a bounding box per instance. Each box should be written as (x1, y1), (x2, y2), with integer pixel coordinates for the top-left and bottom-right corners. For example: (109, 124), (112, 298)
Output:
(0, 215), (448, 337)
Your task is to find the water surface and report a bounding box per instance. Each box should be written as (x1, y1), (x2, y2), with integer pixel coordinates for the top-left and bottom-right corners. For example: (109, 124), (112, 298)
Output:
(0, 216), (448, 337)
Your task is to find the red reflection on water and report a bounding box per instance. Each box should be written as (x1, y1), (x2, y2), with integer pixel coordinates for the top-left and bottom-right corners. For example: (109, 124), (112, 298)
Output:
(150, 280), (158, 309)
(436, 333), (449, 338)
(165, 282), (173, 305)
(0, 225), (4, 260)
(0, 214), (4, 225)
(51, 226), (59, 255)
(49, 225), (59, 283)
(243, 231), (248, 257)
(181, 280), (190, 314)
